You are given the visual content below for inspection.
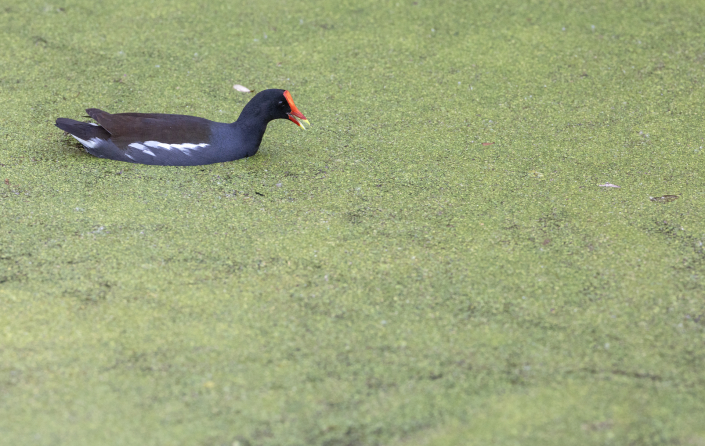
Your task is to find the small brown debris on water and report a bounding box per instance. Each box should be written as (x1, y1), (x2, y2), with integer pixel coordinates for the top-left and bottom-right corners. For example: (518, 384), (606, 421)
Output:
(650, 194), (680, 203)
(581, 420), (614, 432)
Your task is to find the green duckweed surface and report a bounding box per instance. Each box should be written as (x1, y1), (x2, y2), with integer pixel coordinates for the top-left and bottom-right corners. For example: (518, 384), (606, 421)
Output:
(2, 1), (705, 445)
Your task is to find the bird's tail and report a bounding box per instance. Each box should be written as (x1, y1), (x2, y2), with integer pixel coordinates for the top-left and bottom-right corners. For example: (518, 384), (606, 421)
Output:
(55, 118), (111, 140)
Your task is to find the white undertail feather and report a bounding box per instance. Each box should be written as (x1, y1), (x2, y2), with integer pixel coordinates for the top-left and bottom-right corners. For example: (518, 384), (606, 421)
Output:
(71, 135), (103, 149)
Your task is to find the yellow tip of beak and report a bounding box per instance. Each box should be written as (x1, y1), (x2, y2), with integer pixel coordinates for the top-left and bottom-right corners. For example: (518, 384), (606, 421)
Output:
(289, 114), (311, 130)
(295, 118), (310, 130)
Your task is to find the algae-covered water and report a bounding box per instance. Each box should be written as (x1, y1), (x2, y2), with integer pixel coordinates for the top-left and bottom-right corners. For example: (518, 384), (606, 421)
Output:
(1, 0), (704, 444)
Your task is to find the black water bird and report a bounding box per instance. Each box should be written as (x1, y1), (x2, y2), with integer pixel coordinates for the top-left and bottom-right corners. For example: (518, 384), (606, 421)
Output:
(55, 89), (309, 166)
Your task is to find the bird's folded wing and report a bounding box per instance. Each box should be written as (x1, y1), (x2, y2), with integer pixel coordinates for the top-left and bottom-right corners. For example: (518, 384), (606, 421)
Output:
(85, 108), (212, 148)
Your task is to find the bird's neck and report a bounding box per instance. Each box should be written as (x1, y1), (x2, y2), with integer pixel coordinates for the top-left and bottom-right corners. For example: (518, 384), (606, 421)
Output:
(233, 104), (271, 149)
(236, 99), (271, 124)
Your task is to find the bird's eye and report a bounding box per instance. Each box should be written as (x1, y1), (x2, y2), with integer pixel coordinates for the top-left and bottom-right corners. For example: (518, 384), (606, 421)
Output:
(278, 101), (284, 107)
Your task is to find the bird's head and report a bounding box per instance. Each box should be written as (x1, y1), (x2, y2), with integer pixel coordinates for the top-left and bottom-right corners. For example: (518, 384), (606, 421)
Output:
(249, 89), (310, 129)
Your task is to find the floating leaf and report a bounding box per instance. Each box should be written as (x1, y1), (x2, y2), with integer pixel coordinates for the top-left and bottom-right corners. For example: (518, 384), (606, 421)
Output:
(650, 195), (680, 203)
(233, 84), (253, 93)
(482, 142), (494, 146)
(598, 183), (620, 188)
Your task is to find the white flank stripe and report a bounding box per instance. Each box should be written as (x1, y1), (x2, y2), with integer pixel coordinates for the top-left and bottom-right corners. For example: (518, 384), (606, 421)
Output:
(128, 143), (156, 156)
(88, 123), (99, 126)
(125, 154), (135, 160)
(136, 140), (208, 153)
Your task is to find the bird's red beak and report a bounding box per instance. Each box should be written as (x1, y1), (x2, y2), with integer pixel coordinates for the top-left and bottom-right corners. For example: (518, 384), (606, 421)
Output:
(284, 90), (310, 129)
